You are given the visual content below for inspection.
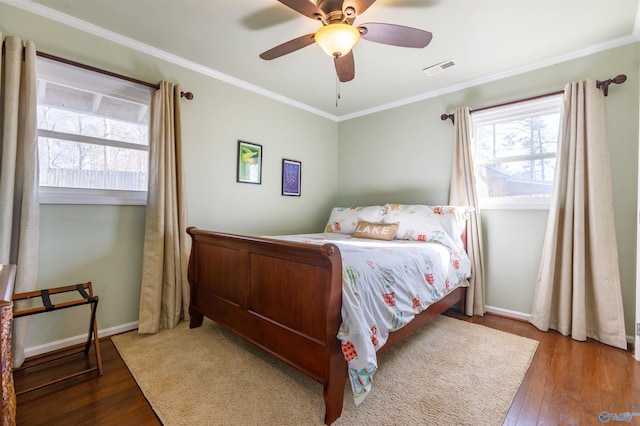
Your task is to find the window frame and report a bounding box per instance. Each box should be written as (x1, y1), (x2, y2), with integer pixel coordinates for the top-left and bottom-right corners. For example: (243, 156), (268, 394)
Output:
(471, 94), (562, 210)
(36, 57), (152, 206)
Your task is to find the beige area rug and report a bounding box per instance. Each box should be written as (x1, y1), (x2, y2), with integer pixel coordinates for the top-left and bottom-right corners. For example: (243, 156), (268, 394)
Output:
(112, 316), (538, 426)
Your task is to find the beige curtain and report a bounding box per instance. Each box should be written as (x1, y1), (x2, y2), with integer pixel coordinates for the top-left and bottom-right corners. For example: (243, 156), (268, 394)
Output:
(448, 107), (486, 316)
(529, 80), (627, 350)
(138, 81), (190, 334)
(0, 35), (40, 366)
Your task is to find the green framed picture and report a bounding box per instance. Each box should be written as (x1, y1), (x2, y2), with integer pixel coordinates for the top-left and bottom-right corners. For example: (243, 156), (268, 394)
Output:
(237, 140), (262, 184)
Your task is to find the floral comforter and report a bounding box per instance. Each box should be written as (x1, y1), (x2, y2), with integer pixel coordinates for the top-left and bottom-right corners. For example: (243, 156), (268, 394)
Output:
(269, 233), (471, 405)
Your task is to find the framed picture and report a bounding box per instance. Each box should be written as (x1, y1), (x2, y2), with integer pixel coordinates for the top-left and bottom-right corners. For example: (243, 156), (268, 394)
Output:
(237, 140), (262, 184)
(282, 159), (301, 196)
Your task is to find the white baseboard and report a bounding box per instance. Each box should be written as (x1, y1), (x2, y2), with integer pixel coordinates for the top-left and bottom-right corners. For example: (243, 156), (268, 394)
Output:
(485, 305), (531, 321)
(484, 305), (634, 346)
(24, 321), (139, 359)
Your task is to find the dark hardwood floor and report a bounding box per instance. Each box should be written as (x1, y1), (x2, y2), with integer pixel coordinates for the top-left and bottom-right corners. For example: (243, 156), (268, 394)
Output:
(446, 311), (640, 425)
(14, 311), (639, 425)
(14, 339), (160, 426)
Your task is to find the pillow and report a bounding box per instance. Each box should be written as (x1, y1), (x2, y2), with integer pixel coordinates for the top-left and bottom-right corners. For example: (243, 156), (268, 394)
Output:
(383, 204), (473, 250)
(325, 205), (386, 234)
(352, 220), (399, 241)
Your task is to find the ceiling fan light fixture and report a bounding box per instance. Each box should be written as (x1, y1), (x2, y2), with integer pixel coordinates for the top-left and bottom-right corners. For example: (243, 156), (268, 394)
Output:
(314, 23), (360, 57)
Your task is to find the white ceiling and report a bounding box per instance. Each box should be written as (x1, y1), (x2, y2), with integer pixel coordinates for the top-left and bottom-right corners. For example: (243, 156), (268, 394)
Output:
(6, 0), (640, 120)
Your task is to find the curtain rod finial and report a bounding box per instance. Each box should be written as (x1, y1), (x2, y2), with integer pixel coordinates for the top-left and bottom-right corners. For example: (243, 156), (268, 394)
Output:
(180, 91), (194, 100)
(613, 74), (627, 84)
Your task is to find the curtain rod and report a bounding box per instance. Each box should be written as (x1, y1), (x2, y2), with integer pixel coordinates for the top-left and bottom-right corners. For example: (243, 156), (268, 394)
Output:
(35, 51), (194, 100)
(440, 74), (627, 124)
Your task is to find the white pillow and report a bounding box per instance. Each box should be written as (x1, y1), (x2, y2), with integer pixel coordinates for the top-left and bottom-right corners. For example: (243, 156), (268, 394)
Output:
(383, 204), (473, 250)
(324, 205), (386, 234)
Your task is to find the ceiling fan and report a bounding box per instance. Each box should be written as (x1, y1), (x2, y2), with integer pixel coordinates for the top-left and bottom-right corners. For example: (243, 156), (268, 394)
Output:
(259, 0), (433, 82)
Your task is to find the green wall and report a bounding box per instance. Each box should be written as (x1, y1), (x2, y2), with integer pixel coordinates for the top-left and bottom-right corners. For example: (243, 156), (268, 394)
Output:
(1, 4), (638, 351)
(0, 4), (339, 351)
(338, 43), (640, 336)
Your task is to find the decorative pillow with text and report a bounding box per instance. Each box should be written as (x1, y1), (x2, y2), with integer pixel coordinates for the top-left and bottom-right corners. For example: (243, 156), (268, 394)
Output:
(352, 220), (399, 241)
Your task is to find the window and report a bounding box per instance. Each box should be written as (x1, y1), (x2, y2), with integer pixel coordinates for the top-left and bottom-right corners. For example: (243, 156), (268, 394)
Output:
(471, 95), (562, 209)
(37, 57), (153, 205)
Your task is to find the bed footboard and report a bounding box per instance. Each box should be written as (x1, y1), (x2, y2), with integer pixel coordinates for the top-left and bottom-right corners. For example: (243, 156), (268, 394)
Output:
(186, 227), (347, 424)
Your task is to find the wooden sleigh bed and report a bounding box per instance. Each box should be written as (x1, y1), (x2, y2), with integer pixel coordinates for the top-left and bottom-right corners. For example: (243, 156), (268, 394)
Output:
(187, 211), (469, 424)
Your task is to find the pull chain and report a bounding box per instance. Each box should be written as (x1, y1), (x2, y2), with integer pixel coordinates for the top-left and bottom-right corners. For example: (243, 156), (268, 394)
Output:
(335, 77), (341, 107)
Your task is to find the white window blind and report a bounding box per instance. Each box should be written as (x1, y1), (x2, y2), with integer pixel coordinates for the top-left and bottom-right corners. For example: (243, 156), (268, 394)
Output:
(36, 56), (153, 205)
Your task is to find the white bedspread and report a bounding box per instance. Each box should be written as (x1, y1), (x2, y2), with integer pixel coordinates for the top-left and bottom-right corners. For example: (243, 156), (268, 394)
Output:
(269, 233), (471, 405)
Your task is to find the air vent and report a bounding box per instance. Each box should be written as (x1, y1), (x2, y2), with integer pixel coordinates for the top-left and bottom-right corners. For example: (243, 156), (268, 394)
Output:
(423, 60), (457, 76)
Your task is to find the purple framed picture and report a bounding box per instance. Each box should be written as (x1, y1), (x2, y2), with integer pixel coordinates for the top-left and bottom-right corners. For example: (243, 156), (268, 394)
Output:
(282, 159), (301, 196)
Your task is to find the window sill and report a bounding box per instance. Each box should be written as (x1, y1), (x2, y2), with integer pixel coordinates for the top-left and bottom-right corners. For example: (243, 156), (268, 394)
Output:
(39, 186), (147, 206)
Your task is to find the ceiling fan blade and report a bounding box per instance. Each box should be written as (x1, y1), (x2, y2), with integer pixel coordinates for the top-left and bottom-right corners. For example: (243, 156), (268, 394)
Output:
(277, 0), (325, 20)
(259, 33), (316, 60)
(334, 51), (355, 82)
(242, 5), (297, 30)
(342, 0), (376, 17)
(358, 22), (433, 48)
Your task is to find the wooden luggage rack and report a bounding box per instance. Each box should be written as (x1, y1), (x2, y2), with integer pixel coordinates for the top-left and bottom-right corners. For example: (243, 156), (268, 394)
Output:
(12, 282), (102, 394)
